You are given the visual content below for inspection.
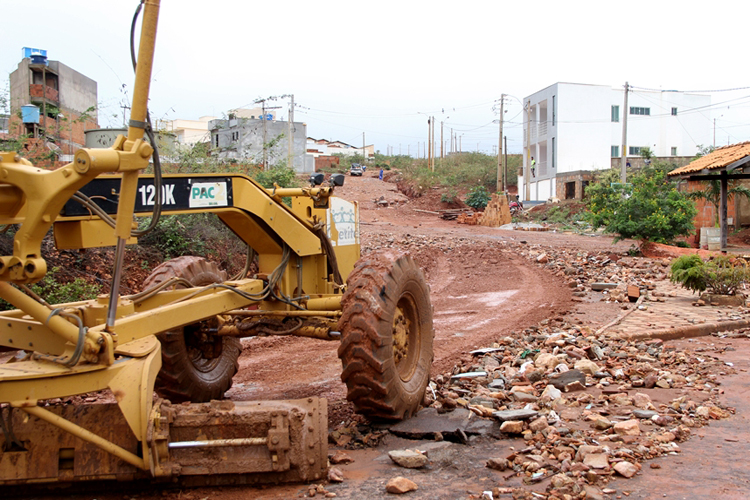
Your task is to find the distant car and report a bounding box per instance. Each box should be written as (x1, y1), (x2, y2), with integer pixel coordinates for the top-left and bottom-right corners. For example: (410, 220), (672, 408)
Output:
(350, 163), (363, 176)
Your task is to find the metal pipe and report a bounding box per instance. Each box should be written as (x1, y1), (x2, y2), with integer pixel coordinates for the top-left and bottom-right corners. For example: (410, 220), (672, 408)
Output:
(106, 238), (126, 329)
(266, 187), (332, 198)
(305, 296), (342, 311)
(0, 281), (88, 350)
(227, 309), (341, 317)
(19, 405), (147, 470)
(168, 437), (267, 449)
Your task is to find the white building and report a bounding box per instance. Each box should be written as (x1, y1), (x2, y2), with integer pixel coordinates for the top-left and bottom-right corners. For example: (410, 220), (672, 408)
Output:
(156, 116), (216, 147)
(306, 138), (374, 160)
(521, 82), (711, 201)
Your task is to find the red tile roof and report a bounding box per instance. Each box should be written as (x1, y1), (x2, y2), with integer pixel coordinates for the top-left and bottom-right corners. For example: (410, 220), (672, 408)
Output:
(668, 142), (750, 176)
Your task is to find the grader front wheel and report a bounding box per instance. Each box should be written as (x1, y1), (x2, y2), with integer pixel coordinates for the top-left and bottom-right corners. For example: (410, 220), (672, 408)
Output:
(142, 256), (241, 403)
(337, 251), (434, 421)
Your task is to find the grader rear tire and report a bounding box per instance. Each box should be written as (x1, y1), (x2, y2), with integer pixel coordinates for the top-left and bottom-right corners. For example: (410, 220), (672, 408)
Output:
(337, 251), (434, 421)
(143, 256), (241, 403)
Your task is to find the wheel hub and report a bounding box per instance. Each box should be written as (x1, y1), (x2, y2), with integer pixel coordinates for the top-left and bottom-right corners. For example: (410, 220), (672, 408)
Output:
(392, 306), (410, 366)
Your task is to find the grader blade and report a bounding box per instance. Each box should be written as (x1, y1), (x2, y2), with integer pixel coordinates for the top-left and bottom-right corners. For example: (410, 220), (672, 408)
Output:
(0, 398), (328, 485)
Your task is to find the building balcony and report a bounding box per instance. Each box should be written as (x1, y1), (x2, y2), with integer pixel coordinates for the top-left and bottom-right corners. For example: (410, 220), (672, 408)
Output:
(29, 84), (59, 103)
(538, 122), (547, 137)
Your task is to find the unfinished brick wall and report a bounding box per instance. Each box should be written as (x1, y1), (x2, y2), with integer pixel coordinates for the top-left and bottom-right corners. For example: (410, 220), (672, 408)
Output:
(682, 180), (736, 229)
(314, 155), (340, 171)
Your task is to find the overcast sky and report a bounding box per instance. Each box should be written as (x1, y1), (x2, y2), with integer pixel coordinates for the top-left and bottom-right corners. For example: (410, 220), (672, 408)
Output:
(3, 0), (749, 156)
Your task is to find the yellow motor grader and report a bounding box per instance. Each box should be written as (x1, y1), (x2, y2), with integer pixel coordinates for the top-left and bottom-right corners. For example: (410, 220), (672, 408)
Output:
(0, 0), (433, 487)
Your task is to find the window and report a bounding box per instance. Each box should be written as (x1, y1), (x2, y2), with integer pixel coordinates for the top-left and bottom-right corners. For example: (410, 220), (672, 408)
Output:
(629, 107), (650, 116)
(214, 134), (219, 148)
(611, 105), (619, 122)
(552, 95), (556, 126)
(552, 137), (556, 169)
(671, 107), (678, 116)
(629, 146), (641, 155)
(231, 131), (239, 141)
(671, 147), (677, 156)
(611, 145), (619, 158)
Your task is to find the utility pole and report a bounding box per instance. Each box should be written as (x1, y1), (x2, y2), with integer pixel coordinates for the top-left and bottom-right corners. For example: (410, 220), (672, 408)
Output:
(497, 94), (505, 193)
(255, 96), (281, 170)
(440, 120), (444, 160)
(362, 132), (366, 163)
(620, 81), (629, 184)
(504, 136), (508, 193)
(427, 117), (432, 170)
(262, 100), (267, 169)
(287, 94), (294, 170)
(525, 100), (531, 201)
(431, 116), (436, 171)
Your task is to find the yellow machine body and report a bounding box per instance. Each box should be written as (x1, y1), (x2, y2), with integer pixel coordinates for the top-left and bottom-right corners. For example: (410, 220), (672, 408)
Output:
(0, 0), (358, 486)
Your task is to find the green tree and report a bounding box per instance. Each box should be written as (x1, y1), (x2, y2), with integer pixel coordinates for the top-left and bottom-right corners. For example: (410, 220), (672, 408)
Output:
(695, 144), (716, 158)
(586, 166), (696, 246)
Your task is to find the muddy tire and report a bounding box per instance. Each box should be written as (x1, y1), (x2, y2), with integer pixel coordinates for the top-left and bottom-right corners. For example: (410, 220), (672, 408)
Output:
(143, 256), (241, 403)
(337, 250), (434, 421)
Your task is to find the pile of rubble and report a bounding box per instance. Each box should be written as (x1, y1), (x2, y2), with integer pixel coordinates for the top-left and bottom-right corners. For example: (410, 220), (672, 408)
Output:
(423, 321), (735, 498)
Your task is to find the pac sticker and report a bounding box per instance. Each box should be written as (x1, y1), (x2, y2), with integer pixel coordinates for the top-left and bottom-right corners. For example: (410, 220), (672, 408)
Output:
(189, 182), (228, 208)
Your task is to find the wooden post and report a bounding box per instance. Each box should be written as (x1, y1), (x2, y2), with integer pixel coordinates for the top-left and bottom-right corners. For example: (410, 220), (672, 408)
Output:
(720, 171), (728, 250)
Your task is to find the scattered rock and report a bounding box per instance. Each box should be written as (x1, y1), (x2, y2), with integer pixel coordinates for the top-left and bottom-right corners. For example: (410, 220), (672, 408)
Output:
(614, 419), (641, 436)
(327, 467), (344, 482)
(613, 461), (639, 478)
(549, 369), (586, 390)
(500, 420), (524, 434)
(329, 450), (354, 465)
(385, 476), (418, 494)
(388, 449), (428, 469)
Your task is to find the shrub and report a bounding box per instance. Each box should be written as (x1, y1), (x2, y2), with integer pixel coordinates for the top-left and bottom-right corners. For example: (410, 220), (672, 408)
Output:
(441, 188), (458, 204)
(670, 255), (748, 295)
(138, 214), (207, 259)
(586, 167), (696, 245)
(253, 165), (297, 189)
(465, 185), (491, 210)
(0, 267), (101, 310)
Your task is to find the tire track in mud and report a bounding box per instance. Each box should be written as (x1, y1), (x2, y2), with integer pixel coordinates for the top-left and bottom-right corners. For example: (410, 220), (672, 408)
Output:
(226, 245), (572, 414)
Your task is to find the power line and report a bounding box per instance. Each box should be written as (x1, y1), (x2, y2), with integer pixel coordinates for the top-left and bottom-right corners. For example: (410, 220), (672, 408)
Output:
(630, 84), (750, 93)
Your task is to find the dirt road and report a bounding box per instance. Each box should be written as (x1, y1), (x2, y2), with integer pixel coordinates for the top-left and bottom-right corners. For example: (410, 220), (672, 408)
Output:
(227, 174), (628, 425)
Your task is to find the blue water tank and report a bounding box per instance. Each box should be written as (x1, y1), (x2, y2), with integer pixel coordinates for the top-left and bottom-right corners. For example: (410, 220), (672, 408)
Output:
(22, 105), (40, 124)
(30, 53), (48, 66)
(23, 47), (47, 58)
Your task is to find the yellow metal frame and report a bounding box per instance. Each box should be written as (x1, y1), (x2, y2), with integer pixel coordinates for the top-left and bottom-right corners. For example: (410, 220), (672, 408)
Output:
(0, 0), (358, 482)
